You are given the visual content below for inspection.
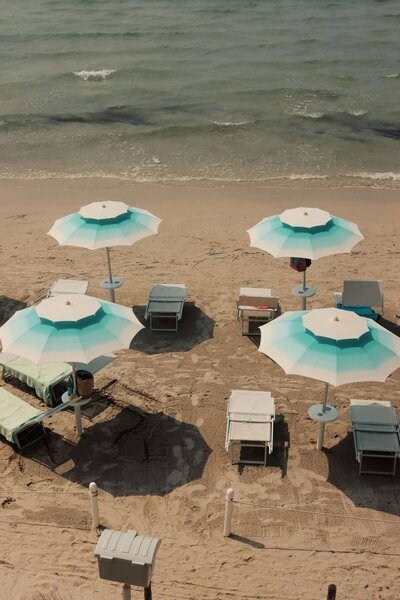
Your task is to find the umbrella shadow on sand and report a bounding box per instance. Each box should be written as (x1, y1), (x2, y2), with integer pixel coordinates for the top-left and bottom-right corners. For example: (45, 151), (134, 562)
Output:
(378, 317), (400, 337)
(325, 433), (400, 518)
(130, 302), (215, 355)
(0, 296), (27, 325)
(35, 403), (211, 497)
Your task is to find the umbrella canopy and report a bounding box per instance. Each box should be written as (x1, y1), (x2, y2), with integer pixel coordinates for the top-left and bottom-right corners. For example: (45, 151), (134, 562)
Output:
(248, 207), (364, 260)
(0, 294), (144, 436)
(48, 201), (162, 302)
(259, 307), (400, 449)
(0, 294), (144, 365)
(259, 307), (400, 387)
(48, 201), (161, 250)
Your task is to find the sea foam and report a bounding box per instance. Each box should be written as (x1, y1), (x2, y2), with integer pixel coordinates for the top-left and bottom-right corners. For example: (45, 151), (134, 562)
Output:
(73, 69), (116, 81)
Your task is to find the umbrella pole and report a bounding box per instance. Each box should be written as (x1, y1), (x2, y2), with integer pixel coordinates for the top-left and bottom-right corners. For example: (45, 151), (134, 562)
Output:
(301, 269), (307, 310)
(106, 247), (116, 302)
(72, 363), (83, 437)
(322, 382), (329, 412)
(317, 383), (329, 451)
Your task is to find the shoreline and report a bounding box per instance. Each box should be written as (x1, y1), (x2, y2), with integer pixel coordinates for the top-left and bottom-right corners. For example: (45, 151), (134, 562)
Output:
(0, 173), (400, 190)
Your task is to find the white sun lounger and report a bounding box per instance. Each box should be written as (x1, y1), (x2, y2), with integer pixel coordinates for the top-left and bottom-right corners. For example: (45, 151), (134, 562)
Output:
(334, 280), (384, 321)
(47, 279), (89, 297)
(0, 387), (77, 450)
(144, 283), (187, 332)
(350, 399), (400, 476)
(237, 287), (281, 336)
(225, 389), (275, 466)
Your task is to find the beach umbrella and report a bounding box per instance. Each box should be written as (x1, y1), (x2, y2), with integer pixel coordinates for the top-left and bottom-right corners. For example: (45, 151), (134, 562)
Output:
(0, 294), (144, 434)
(248, 207), (364, 309)
(48, 201), (162, 301)
(259, 307), (400, 450)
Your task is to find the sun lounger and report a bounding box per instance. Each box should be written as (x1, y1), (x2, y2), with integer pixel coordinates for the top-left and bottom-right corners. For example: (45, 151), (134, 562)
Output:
(334, 280), (384, 321)
(225, 389), (275, 466)
(349, 399), (400, 476)
(144, 283), (187, 332)
(47, 279), (89, 297)
(237, 287), (281, 335)
(0, 386), (78, 450)
(0, 353), (116, 406)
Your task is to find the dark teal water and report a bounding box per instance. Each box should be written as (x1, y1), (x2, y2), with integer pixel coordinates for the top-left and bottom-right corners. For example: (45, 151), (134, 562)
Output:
(0, 0), (399, 183)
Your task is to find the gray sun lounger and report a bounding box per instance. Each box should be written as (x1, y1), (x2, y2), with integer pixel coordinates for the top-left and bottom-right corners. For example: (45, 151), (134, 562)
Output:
(0, 387), (77, 450)
(144, 284), (187, 332)
(350, 399), (400, 476)
(334, 280), (384, 321)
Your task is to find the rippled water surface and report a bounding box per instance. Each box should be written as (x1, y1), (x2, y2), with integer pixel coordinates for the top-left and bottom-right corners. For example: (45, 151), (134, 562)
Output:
(0, 0), (399, 183)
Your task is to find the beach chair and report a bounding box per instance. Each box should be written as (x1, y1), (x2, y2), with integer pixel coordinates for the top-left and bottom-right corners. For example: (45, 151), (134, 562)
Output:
(225, 389), (275, 466)
(47, 279), (89, 297)
(334, 280), (384, 321)
(0, 387), (76, 450)
(237, 287), (281, 335)
(144, 283), (187, 332)
(349, 399), (400, 476)
(0, 353), (116, 406)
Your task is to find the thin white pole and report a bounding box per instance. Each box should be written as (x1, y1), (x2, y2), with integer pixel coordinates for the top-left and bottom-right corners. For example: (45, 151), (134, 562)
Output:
(223, 488), (235, 537)
(122, 583), (131, 600)
(89, 482), (99, 528)
(106, 247), (116, 302)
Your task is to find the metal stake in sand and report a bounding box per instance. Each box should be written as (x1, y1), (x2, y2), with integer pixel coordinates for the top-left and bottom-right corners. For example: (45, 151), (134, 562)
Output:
(327, 584), (337, 600)
(89, 482), (100, 529)
(223, 488), (235, 537)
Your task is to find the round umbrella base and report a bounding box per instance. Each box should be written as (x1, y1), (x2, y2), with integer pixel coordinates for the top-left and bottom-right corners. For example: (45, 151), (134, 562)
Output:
(308, 403), (338, 422)
(100, 278), (123, 302)
(308, 403), (338, 451)
(292, 284), (316, 310)
(100, 277), (123, 290)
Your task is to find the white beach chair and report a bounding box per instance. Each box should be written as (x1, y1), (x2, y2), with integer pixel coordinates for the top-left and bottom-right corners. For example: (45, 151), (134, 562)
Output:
(349, 399), (400, 476)
(47, 279), (89, 297)
(225, 389), (275, 466)
(333, 280), (383, 321)
(144, 283), (187, 332)
(237, 287), (281, 335)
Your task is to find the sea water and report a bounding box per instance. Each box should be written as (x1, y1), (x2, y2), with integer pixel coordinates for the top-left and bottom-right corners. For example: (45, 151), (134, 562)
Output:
(0, 0), (399, 184)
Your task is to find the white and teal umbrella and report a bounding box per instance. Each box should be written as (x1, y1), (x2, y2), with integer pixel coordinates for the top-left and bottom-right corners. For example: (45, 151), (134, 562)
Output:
(259, 307), (400, 449)
(48, 201), (162, 301)
(0, 294), (144, 434)
(248, 207), (364, 308)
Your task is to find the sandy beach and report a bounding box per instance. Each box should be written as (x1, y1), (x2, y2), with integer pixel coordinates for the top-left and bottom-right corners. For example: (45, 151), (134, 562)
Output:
(0, 179), (399, 600)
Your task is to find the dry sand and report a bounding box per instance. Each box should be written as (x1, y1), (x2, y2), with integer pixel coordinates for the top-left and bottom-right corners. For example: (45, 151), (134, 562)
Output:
(0, 179), (399, 600)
